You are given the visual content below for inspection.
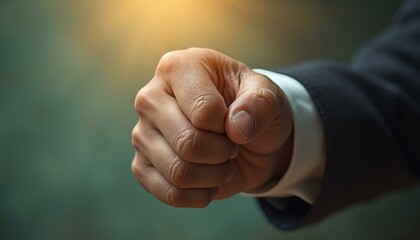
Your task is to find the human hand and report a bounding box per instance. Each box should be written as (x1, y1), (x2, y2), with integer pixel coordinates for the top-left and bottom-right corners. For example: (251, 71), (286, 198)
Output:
(132, 48), (293, 207)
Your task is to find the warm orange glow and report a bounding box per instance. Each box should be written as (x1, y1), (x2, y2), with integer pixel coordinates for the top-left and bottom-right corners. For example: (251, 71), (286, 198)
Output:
(61, 0), (318, 78)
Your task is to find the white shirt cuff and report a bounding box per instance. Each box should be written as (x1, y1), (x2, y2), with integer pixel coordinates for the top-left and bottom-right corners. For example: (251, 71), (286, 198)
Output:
(245, 69), (326, 204)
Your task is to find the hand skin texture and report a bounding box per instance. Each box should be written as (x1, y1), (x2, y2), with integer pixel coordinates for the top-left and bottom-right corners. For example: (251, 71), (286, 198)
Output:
(132, 48), (293, 208)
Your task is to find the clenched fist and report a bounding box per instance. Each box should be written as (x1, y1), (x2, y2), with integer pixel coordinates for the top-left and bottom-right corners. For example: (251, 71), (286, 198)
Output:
(132, 48), (293, 208)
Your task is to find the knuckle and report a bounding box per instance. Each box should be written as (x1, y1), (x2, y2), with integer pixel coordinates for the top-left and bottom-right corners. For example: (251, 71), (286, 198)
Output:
(131, 159), (152, 193)
(131, 125), (140, 148)
(134, 89), (147, 114)
(173, 128), (198, 160)
(168, 156), (188, 187)
(134, 86), (157, 116)
(165, 185), (180, 207)
(185, 47), (200, 53)
(190, 91), (224, 128)
(191, 92), (209, 124)
(157, 50), (184, 74)
(131, 124), (146, 151)
(131, 160), (142, 180)
(252, 88), (279, 110)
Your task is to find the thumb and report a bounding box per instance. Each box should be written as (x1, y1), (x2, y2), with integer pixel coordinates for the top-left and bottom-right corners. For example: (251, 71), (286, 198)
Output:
(225, 72), (285, 145)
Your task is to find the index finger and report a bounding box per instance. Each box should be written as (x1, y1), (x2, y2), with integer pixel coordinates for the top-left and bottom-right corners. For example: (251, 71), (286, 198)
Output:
(156, 50), (227, 134)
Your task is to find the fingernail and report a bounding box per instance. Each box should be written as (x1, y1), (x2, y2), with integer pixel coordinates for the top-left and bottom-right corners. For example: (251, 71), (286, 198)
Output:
(232, 110), (256, 140)
(223, 162), (234, 184)
(210, 187), (218, 199)
(229, 145), (239, 159)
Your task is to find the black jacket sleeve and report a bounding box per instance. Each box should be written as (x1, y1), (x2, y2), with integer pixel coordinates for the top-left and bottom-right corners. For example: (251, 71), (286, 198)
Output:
(259, 0), (420, 230)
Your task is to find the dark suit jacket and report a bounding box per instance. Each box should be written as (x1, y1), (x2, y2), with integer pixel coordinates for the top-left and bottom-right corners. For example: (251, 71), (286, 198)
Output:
(260, 0), (420, 230)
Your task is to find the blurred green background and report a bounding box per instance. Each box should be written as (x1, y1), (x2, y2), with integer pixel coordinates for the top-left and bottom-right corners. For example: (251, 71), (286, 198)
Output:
(2, 0), (420, 239)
